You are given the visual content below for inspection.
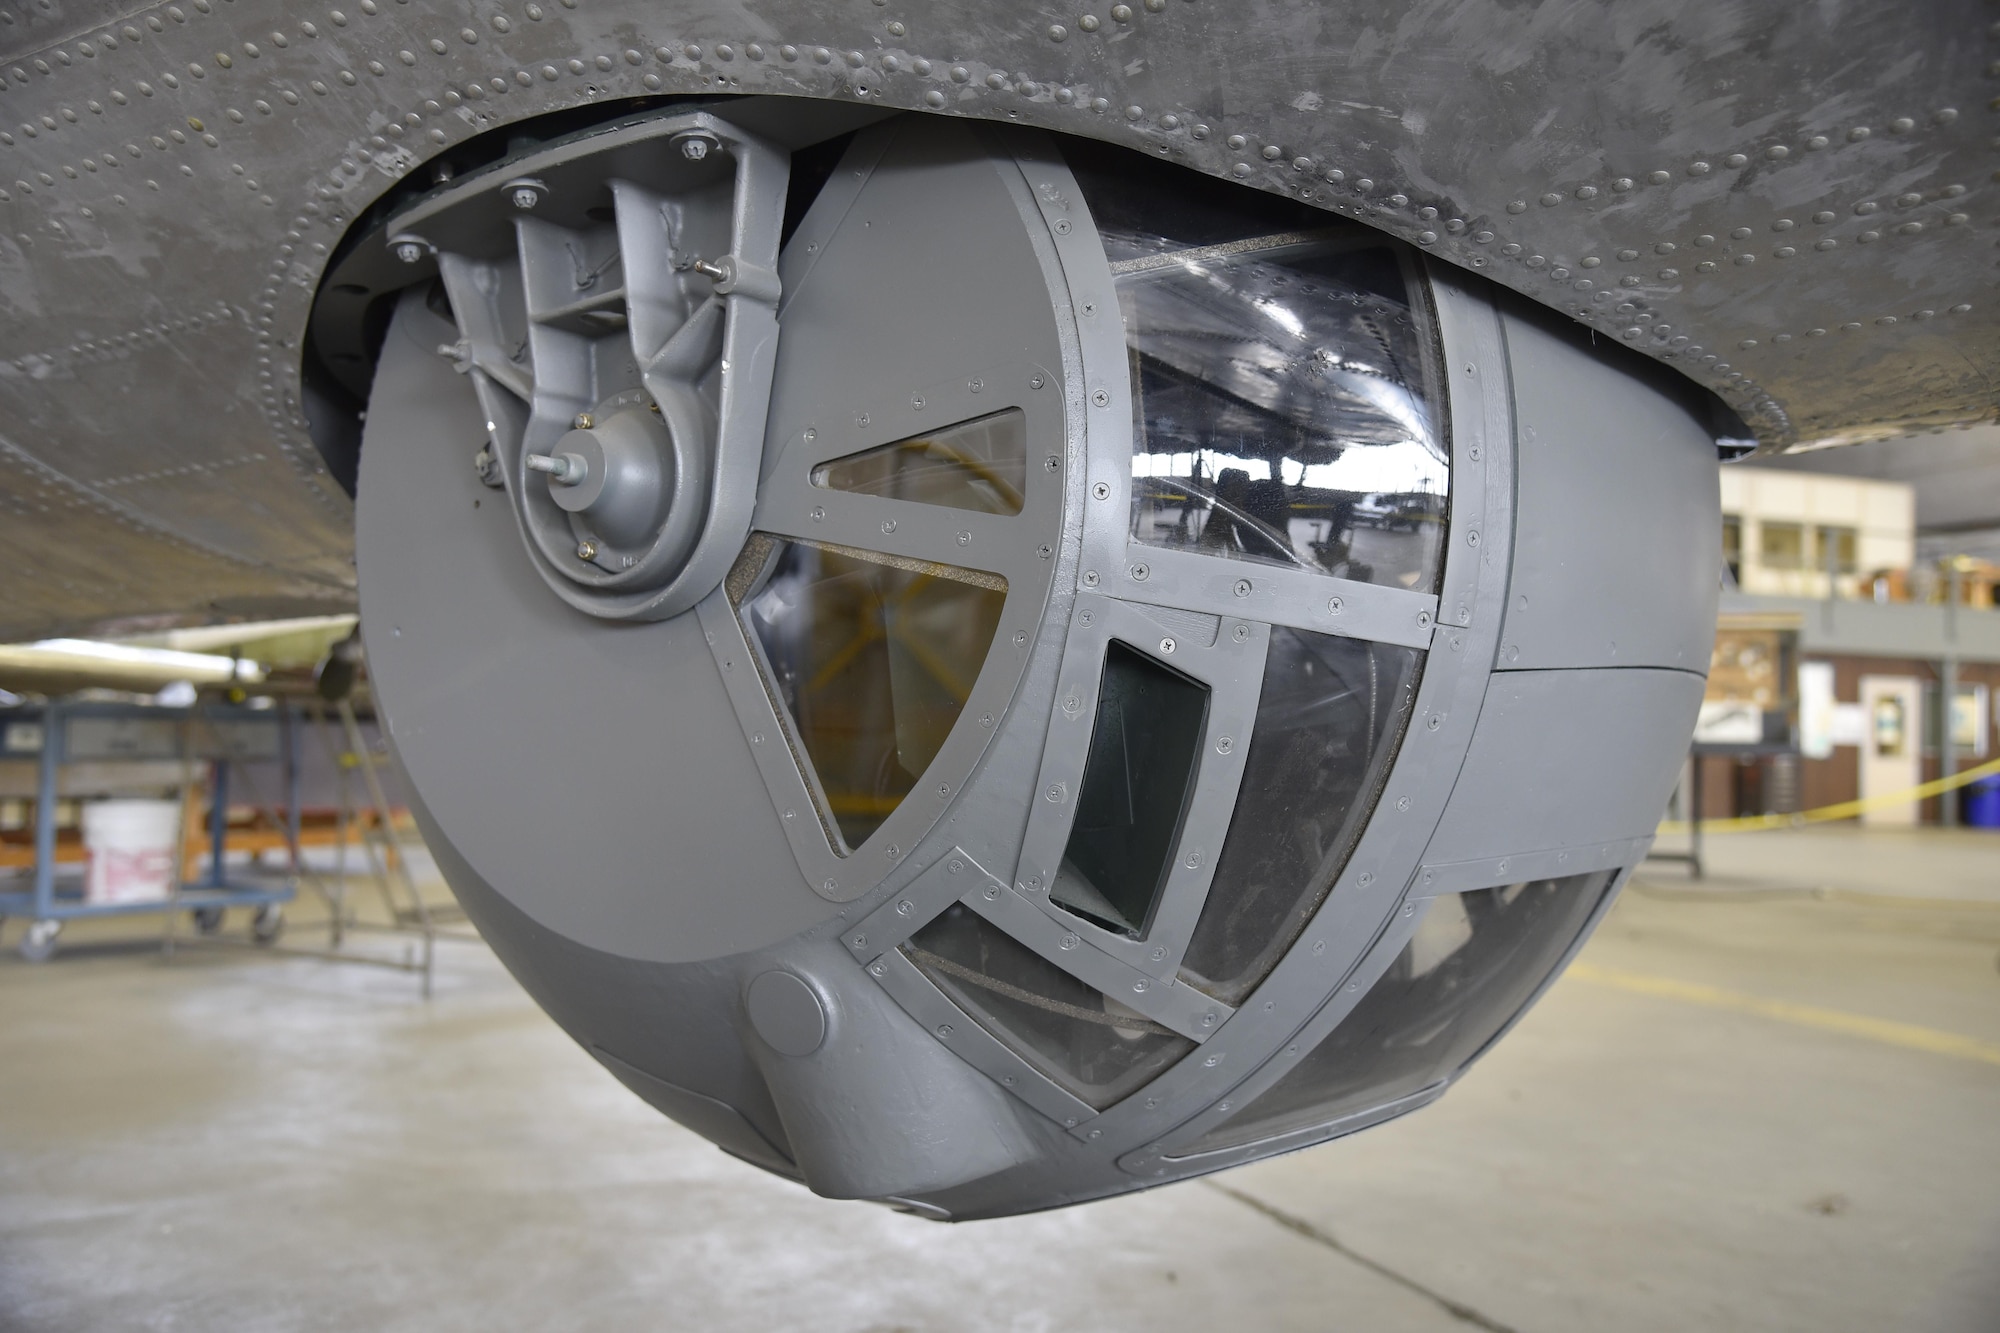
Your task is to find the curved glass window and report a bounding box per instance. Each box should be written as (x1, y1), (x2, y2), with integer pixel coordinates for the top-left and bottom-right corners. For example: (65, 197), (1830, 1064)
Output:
(1182, 871), (1617, 1156)
(1119, 242), (1446, 592)
(1179, 628), (1422, 1005)
(1065, 138), (1448, 594)
(742, 542), (1005, 849)
(906, 904), (1194, 1110)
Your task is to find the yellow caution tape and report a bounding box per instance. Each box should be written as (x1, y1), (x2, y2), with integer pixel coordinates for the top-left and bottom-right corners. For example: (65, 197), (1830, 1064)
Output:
(1658, 753), (2000, 834)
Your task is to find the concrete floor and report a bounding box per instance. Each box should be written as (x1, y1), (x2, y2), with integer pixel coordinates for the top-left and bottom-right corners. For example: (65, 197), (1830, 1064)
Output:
(2, 828), (1997, 1332)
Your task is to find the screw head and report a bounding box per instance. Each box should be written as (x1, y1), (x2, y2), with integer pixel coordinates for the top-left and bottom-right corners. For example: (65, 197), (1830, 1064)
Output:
(1328, 596), (1344, 615)
(572, 412), (594, 430)
(1130, 562), (1150, 581)
(1091, 481), (1111, 500)
(393, 241), (423, 264)
(679, 135), (712, 160)
(1159, 636), (1176, 654)
(511, 186), (540, 210)
(1233, 578), (1252, 598)
(576, 540), (597, 560)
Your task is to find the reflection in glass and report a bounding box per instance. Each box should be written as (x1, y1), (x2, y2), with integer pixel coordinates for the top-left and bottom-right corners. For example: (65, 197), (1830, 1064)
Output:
(1180, 628), (1422, 1005)
(1185, 871), (1616, 1156)
(1051, 641), (1210, 937)
(1120, 242), (1447, 592)
(906, 903), (1195, 1109)
(812, 410), (1027, 516)
(742, 542), (1006, 849)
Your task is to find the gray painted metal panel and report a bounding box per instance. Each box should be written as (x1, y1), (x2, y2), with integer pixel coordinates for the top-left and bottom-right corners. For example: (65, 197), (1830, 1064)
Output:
(1497, 299), (1722, 673)
(357, 292), (834, 964)
(1424, 667), (1705, 865)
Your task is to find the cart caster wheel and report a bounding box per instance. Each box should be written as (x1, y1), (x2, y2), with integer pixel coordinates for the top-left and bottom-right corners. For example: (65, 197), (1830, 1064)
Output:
(251, 904), (285, 945)
(19, 918), (60, 963)
(191, 906), (226, 935)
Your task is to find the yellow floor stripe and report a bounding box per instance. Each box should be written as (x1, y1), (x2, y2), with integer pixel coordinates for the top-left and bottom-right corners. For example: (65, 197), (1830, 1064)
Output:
(1566, 962), (2000, 1069)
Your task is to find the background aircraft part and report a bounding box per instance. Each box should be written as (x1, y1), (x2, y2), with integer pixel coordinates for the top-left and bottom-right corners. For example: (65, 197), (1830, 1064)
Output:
(356, 115), (1721, 1218)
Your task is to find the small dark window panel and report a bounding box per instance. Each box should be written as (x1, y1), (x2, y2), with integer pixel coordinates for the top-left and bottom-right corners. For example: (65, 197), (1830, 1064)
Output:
(1050, 640), (1210, 937)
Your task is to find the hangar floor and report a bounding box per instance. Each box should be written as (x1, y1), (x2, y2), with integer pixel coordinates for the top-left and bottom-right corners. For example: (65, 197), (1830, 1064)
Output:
(2, 826), (1996, 1333)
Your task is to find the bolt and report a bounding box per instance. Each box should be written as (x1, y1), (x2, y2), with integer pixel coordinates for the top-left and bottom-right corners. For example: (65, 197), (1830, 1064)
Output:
(1092, 481), (1111, 500)
(1231, 624), (1250, 643)
(525, 452), (585, 484)
(691, 257), (728, 281)
(1082, 570), (1100, 587)
(1131, 562), (1150, 581)
(1059, 933), (1080, 950)
(895, 899), (913, 915)
(1030, 375), (1046, 390)
(572, 412), (594, 430)
(957, 531), (971, 545)
(511, 186), (539, 210)
(881, 519), (897, 534)
(1150, 945), (1167, 961)
(394, 241), (423, 264)
(1038, 544), (1053, 559)
(1328, 596), (1343, 614)
(1233, 578), (1252, 598)
(576, 540), (597, 560)
(935, 1023), (953, 1038)
(1216, 736), (1233, 755)
(869, 962), (886, 976)
(1133, 978), (1150, 993)
(1159, 637), (1176, 653)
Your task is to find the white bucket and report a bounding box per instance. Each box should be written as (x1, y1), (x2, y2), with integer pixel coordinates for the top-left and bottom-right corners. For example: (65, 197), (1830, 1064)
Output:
(81, 799), (182, 904)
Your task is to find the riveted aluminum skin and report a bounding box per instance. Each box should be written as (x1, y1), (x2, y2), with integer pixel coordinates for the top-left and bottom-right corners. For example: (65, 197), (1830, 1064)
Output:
(0, 0), (1988, 635)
